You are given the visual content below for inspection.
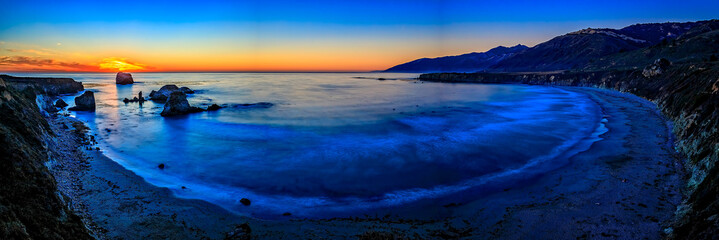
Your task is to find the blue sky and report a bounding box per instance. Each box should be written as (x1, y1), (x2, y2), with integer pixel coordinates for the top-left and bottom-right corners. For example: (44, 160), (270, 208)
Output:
(0, 0), (717, 71)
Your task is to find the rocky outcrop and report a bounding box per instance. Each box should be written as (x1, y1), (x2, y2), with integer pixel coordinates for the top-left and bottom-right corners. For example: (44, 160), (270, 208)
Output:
(148, 85), (178, 102)
(123, 91), (146, 103)
(0, 77), (92, 239)
(54, 99), (68, 108)
(68, 91), (96, 112)
(207, 104), (222, 111)
(179, 87), (194, 94)
(0, 74), (83, 95)
(149, 85), (196, 102)
(643, 58), (672, 78)
(115, 72), (134, 85)
(160, 92), (203, 116)
(420, 62), (719, 239)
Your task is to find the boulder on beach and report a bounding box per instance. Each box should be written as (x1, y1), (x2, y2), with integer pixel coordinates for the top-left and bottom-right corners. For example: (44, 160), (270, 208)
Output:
(240, 198), (251, 206)
(149, 85), (179, 102)
(115, 72), (134, 85)
(160, 92), (203, 116)
(54, 99), (68, 108)
(68, 91), (96, 111)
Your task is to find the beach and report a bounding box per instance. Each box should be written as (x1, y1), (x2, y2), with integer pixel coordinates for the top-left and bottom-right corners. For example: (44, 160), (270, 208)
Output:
(44, 85), (684, 239)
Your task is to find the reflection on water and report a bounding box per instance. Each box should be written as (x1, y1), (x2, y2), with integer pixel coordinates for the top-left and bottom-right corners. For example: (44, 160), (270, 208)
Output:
(13, 72), (601, 218)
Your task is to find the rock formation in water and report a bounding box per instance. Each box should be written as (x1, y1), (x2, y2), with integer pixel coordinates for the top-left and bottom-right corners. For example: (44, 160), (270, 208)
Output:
(0, 77), (92, 239)
(123, 91), (146, 103)
(207, 104), (222, 111)
(54, 99), (68, 108)
(179, 86), (194, 94)
(160, 92), (203, 116)
(115, 72), (134, 85)
(68, 91), (96, 111)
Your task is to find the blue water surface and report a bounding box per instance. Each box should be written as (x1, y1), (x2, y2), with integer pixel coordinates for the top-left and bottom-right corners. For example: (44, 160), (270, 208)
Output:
(14, 72), (603, 218)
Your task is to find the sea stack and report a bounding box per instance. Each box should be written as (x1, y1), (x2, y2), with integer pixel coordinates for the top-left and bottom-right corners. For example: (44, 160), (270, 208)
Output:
(68, 91), (96, 111)
(116, 72), (134, 85)
(160, 92), (203, 116)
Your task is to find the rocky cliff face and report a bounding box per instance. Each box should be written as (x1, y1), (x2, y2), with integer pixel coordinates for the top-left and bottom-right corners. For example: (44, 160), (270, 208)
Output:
(0, 74), (84, 96)
(0, 77), (92, 239)
(420, 62), (719, 239)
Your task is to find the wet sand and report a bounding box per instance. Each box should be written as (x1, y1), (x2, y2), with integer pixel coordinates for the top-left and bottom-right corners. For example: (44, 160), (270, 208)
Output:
(47, 86), (684, 239)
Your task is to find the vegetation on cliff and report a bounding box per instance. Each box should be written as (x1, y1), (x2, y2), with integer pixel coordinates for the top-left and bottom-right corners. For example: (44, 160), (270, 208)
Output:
(0, 77), (92, 239)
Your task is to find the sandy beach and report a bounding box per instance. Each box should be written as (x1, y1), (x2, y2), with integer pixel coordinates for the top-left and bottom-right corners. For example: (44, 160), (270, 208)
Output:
(45, 86), (684, 239)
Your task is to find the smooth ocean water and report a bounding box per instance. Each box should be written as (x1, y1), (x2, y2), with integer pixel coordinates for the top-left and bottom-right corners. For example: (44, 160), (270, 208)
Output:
(14, 72), (604, 218)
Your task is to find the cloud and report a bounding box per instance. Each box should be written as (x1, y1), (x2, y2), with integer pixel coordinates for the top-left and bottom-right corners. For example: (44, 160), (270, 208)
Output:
(57, 42), (62, 46)
(98, 57), (151, 71)
(5, 48), (53, 55)
(0, 55), (98, 71)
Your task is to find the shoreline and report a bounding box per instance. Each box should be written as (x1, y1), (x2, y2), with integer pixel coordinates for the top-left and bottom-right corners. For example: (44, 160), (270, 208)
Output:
(46, 85), (685, 239)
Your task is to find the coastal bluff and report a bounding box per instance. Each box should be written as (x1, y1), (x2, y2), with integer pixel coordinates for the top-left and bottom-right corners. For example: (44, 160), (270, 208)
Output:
(0, 74), (84, 95)
(0, 77), (92, 239)
(419, 62), (719, 239)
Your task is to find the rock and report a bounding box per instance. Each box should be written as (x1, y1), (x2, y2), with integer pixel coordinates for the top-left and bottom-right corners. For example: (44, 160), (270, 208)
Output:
(68, 91), (96, 111)
(179, 86), (194, 94)
(642, 58), (672, 78)
(225, 223), (251, 240)
(0, 74), (84, 95)
(158, 163), (165, 169)
(207, 104), (222, 111)
(149, 85), (180, 102)
(240, 198), (251, 206)
(115, 72), (134, 85)
(282, 212), (292, 216)
(54, 99), (68, 108)
(231, 102), (274, 109)
(138, 91), (144, 101)
(160, 92), (203, 116)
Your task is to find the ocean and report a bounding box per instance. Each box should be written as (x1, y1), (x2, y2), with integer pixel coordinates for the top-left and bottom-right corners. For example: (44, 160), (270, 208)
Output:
(17, 72), (605, 218)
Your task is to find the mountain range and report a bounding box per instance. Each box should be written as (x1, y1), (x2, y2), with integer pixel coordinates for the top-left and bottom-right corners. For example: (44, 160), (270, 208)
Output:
(384, 45), (528, 73)
(384, 21), (714, 73)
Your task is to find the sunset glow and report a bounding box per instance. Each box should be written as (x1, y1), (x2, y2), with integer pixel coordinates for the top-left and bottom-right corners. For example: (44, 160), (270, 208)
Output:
(98, 57), (148, 72)
(1, 0), (717, 72)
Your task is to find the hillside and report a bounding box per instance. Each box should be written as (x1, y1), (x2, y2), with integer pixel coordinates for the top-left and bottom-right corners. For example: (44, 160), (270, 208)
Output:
(584, 20), (719, 70)
(488, 21), (704, 72)
(383, 45), (528, 73)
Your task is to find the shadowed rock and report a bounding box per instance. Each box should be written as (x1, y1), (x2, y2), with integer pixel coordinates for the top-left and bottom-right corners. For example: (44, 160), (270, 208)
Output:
(116, 72), (134, 85)
(123, 91), (146, 103)
(160, 92), (203, 116)
(207, 104), (222, 111)
(149, 85), (179, 102)
(180, 86), (194, 94)
(68, 91), (95, 111)
(54, 99), (68, 108)
(0, 74), (84, 95)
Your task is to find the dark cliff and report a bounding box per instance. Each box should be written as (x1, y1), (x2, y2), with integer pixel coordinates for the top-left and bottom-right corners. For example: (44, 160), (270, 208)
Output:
(0, 77), (92, 239)
(0, 74), (84, 96)
(419, 62), (719, 239)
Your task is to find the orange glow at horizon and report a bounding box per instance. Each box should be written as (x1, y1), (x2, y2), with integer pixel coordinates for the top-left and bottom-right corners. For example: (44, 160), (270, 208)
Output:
(98, 57), (148, 72)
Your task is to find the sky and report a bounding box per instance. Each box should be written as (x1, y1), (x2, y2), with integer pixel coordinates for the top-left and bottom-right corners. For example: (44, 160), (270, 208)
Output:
(0, 0), (717, 72)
